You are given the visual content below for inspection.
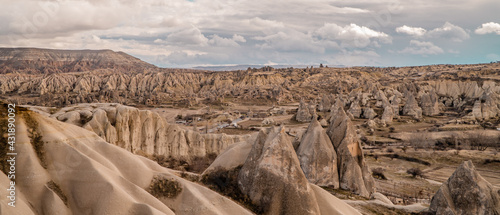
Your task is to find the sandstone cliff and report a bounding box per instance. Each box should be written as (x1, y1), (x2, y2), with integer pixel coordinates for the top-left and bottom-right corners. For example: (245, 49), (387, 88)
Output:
(38, 103), (249, 161)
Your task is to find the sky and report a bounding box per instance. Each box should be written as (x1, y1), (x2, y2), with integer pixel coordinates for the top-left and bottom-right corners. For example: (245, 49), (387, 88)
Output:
(1, 0), (499, 68)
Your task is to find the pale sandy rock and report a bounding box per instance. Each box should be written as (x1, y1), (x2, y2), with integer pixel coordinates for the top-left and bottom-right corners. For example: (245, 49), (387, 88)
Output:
(375, 90), (389, 107)
(327, 106), (375, 197)
(42, 103), (247, 162)
(318, 95), (333, 112)
(262, 118), (275, 125)
(363, 107), (377, 120)
(348, 100), (362, 118)
(201, 134), (257, 176)
(371, 192), (394, 205)
(433, 80), (485, 99)
(297, 118), (339, 188)
(55, 111), (81, 125)
(472, 100), (483, 120)
(481, 92), (500, 120)
(203, 125), (361, 215)
(403, 94), (422, 119)
(366, 119), (377, 128)
(381, 105), (394, 124)
(429, 161), (500, 215)
(421, 91), (440, 116)
(309, 184), (362, 215)
(238, 127), (320, 215)
(7, 110), (252, 215)
(295, 99), (313, 122)
(319, 118), (328, 127)
(390, 94), (401, 116)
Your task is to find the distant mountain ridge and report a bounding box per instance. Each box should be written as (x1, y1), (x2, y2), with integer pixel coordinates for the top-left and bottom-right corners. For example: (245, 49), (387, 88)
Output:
(193, 64), (346, 71)
(0, 47), (157, 74)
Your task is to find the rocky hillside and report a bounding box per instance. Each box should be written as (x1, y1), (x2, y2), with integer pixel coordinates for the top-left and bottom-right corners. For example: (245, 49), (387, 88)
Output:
(0, 104), (254, 214)
(0, 47), (157, 74)
(28, 103), (252, 162)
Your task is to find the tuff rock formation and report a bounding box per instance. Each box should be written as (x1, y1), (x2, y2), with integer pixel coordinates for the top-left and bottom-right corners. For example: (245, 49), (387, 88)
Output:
(421, 91), (440, 116)
(44, 104), (249, 161)
(348, 100), (362, 118)
(363, 107), (377, 120)
(429, 161), (500, 215)
(0, 107), (253, 215)
(403, 94), (423, 119)
(326, 106), (375, 197)
(235, 126), (361, 215)
(238, 126), (320, 214)
(295, 99), (313, 122)
(297, 117), (339, 188)
(381, 105), (394, 124)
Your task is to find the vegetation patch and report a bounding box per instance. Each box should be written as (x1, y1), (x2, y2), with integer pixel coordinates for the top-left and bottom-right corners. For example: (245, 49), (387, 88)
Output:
(372, 167), (388, 180)
(147, 175), (182, 199)
(353, 202), (420, 215)
(201, 166), (263, 214)
(320, 186), (370, 201)
(47, 181), (68, 206)
(0, 103), (10, 175)
(142, 153), (217, 174)
(22, 111), (47, 169)
(383, 154), (431, 166)
(406, 168), (424, 178)
(484, 159), (500, 165)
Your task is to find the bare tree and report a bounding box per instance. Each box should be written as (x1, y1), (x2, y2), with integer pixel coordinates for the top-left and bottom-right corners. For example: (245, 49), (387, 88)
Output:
(468, 130), (495, 151)
(409, 133), (433, 151)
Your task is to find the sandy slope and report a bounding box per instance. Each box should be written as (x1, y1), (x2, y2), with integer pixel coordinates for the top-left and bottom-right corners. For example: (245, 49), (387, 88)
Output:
(0, 110), (252, 215)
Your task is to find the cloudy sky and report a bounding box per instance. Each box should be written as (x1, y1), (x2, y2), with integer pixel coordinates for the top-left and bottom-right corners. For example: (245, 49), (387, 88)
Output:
(1, 0), (499, 68)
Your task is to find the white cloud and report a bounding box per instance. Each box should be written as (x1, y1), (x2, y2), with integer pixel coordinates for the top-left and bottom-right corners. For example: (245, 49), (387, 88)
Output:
(314, 23), (391, 48)
(254, 30), (325, 53)
(427, 22), (469, 42)
(399, 40), (444, 55)
(208, 34), (246, 47)
(1, 0), (497, 67)
(166, 27), (208, 46)
(396, 22), (469, 42)
(232, 34), (246, 43)
(475, 22), (500, 35)
(395, 25), (426, 37)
